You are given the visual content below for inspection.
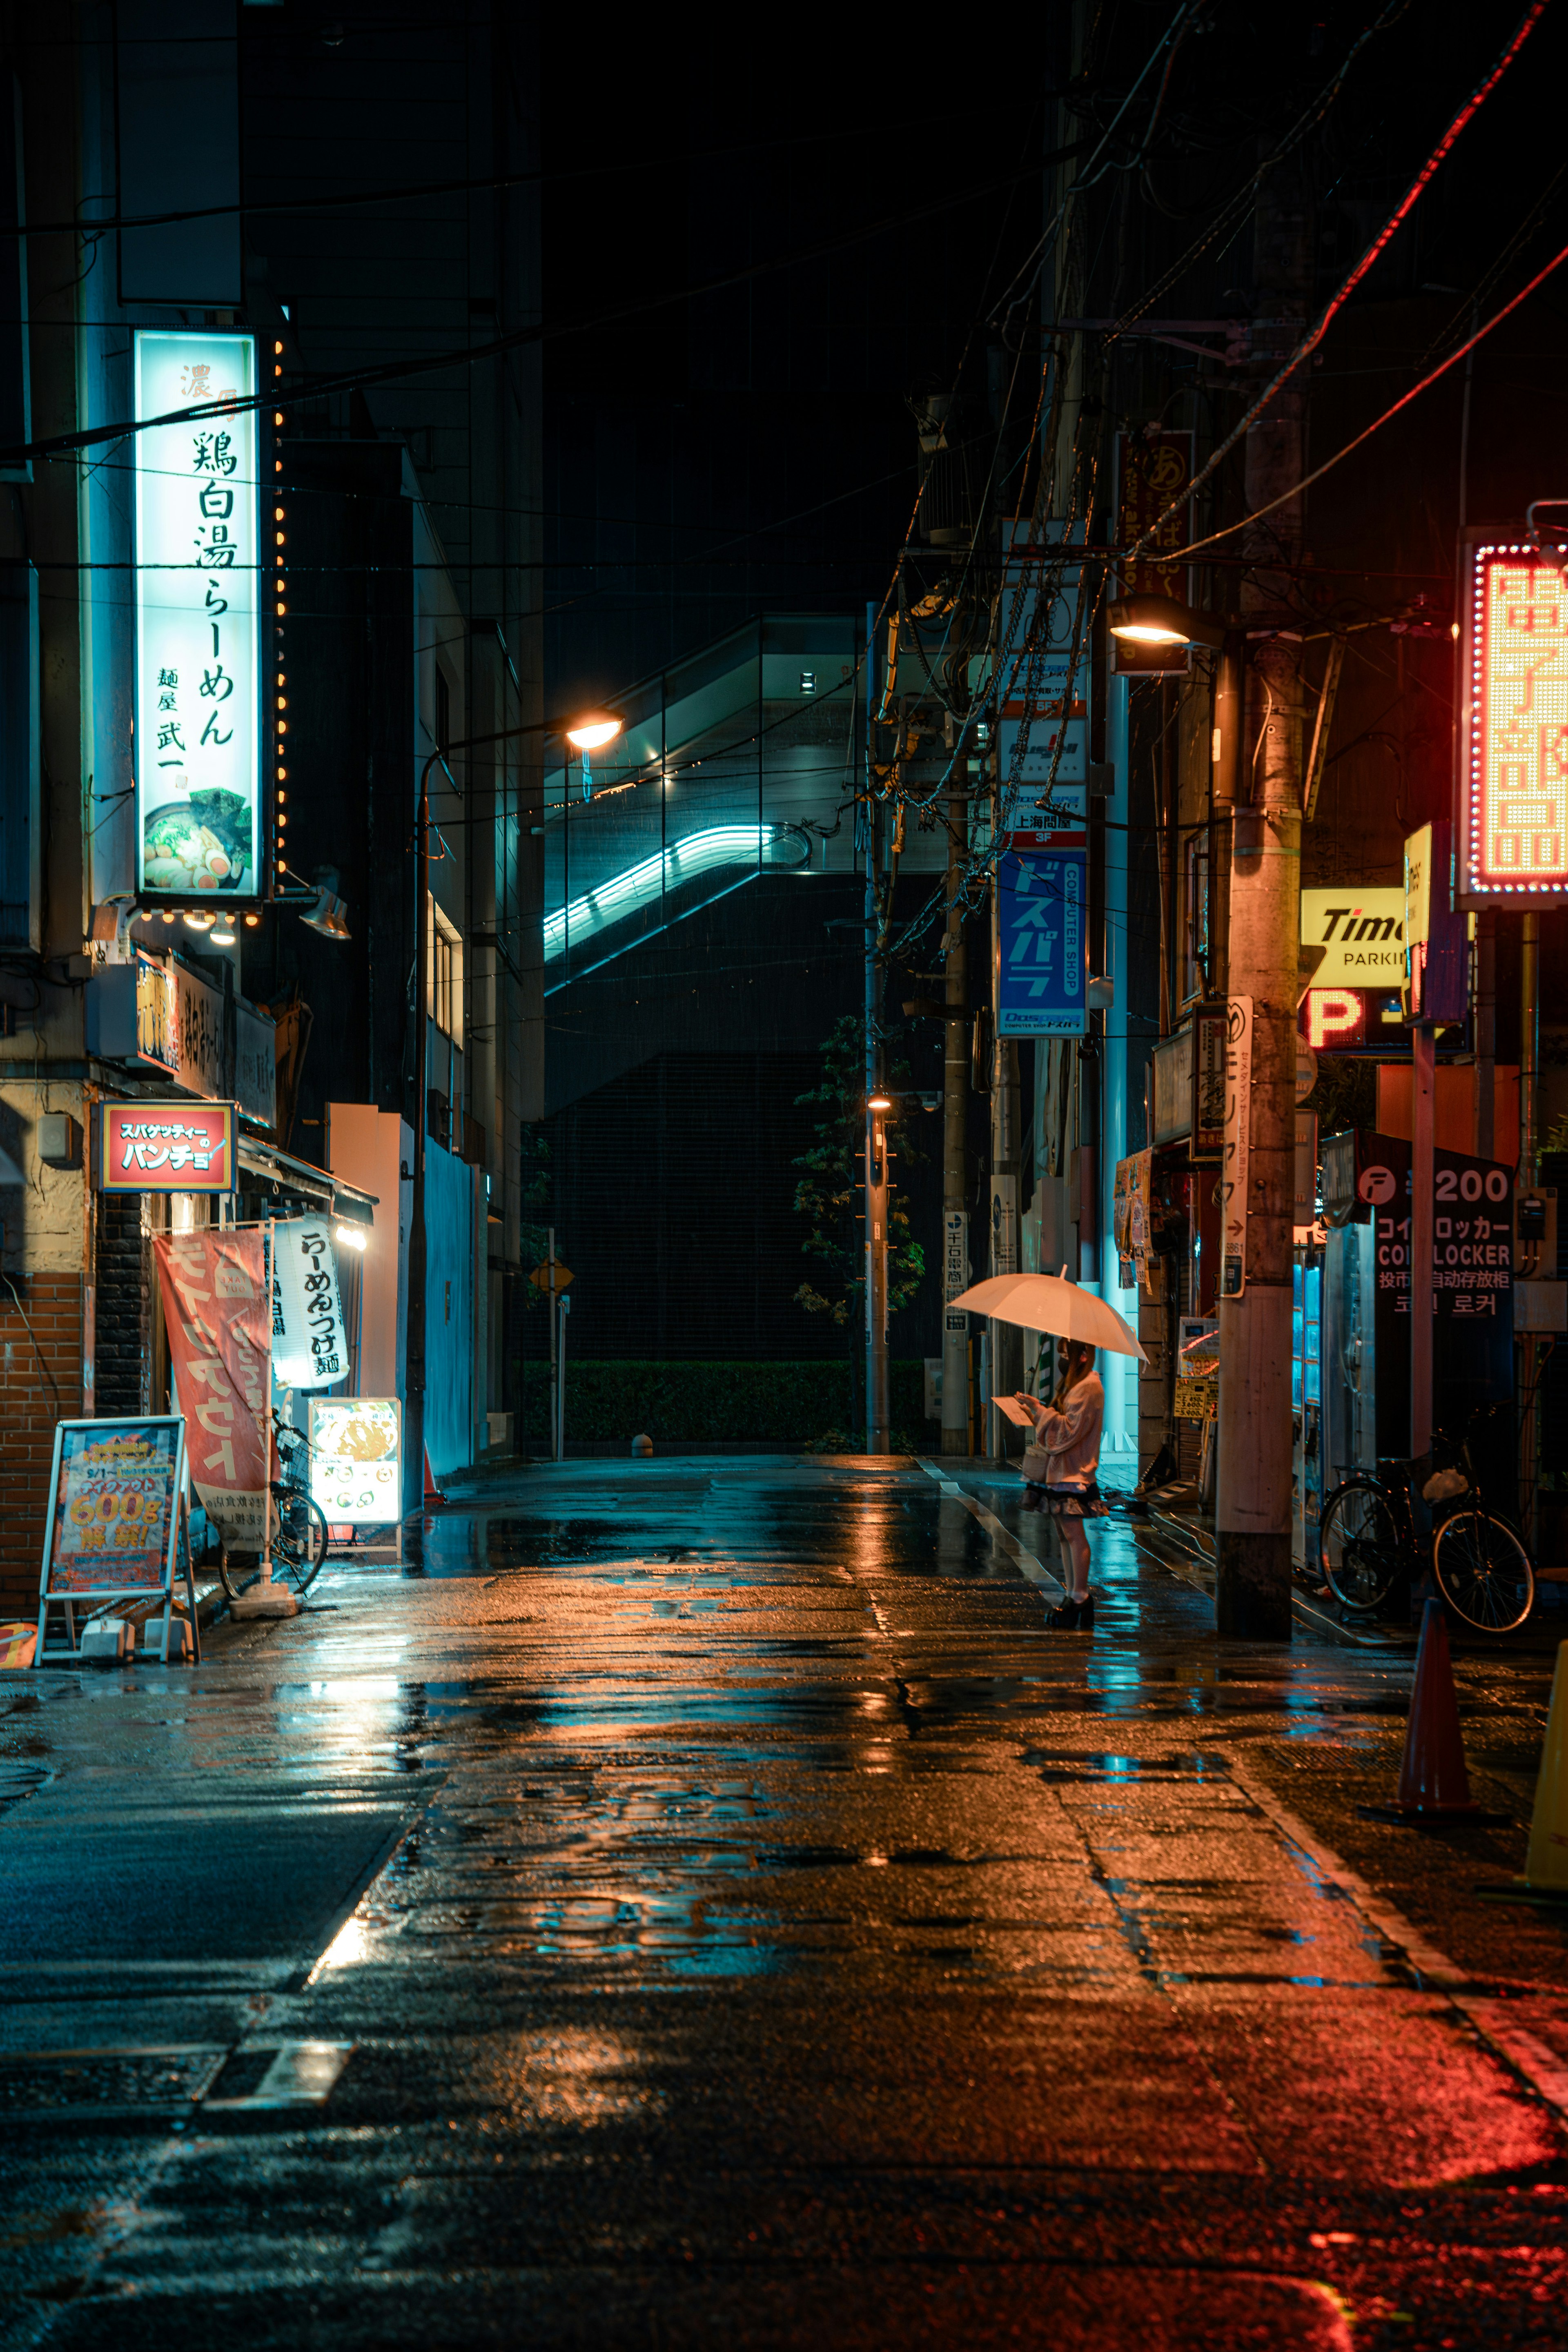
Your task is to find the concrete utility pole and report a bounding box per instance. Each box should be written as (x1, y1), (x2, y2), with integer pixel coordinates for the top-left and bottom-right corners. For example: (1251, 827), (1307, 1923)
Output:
(1215, 160), (1310, 1640)
(987, 772), (1023, 1456)
(405, 749), (437, 1521)
(865, 605), (891, 1455)
(1519, 909), (1541, 1550)
(941, 779), (970, 1453)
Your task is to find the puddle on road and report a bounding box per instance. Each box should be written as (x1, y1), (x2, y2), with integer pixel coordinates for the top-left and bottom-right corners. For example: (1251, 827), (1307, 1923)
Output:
(1023, 1751), (1233, 1781)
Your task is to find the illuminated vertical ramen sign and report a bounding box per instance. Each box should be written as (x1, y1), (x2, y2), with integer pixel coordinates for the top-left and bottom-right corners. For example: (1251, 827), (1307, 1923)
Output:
(1457, 537), (1568, 909)
(134, 332), (259, 900)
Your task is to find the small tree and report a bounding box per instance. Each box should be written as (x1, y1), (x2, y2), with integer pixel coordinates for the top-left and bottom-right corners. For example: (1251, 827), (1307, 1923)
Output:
(793, 1015), (926, 1436)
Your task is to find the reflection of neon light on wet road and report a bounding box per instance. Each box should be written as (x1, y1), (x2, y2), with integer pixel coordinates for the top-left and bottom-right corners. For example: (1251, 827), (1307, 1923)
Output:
(544, 824), (808, 961)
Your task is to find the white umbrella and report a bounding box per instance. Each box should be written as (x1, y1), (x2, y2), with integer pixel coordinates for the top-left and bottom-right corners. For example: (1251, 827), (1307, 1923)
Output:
(948, 1268), (1147, 1362)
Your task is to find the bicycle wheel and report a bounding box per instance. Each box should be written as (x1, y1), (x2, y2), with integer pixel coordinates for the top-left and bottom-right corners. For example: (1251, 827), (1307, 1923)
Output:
(1319, 1477), (1402, 1613)
(1432, 1509), (1534, 1634)
(216, 1546), (249, 1602)
(272, 1489), (329, 1595)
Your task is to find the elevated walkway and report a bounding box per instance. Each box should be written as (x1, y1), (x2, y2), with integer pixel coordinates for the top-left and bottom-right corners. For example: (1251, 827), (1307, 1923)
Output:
(543, 613), (949, 991)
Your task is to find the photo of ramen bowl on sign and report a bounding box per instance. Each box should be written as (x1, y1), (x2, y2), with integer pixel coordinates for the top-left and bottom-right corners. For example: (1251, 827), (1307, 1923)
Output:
(143, 789), (252, 893)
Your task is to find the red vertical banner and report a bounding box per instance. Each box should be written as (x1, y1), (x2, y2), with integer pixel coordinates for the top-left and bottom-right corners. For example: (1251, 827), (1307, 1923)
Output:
(153, 1229), (271, 1550)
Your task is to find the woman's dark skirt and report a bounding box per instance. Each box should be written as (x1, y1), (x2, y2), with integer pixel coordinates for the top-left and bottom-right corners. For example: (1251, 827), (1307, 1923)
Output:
(1021, 1480), (1108, 1519)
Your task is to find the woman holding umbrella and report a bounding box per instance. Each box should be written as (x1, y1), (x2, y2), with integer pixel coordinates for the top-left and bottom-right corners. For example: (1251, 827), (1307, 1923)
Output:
(948, 1268), (1141, 1638)
(1016, 1340), (1107, 1632)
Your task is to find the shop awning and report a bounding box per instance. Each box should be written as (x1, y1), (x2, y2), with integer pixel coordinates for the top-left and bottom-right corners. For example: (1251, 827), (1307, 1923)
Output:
(236, 1135), (377, 1224)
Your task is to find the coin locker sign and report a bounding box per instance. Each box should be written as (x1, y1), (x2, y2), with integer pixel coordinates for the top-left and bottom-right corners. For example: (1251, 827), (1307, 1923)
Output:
(1354, 1130), (1514, 1454)
(134, 330), (260, 901)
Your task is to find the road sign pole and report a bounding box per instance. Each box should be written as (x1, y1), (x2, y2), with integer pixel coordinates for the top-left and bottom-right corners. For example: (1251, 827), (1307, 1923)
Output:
(547, 1225), (558, 1463)
(557, 1294), (570, 1461)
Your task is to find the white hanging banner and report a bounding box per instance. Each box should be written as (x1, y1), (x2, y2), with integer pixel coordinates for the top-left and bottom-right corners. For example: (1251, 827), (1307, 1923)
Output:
(134, 330), (261, 900)
(271, 1218), (347, 1389)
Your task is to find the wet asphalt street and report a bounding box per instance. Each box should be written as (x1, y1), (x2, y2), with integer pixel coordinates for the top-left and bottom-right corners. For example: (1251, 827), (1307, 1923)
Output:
(3, 1453), (1568, 2350)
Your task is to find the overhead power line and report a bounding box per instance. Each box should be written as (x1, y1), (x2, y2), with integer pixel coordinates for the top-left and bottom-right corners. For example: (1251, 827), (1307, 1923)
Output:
(1174, 228), (1568, 559)
(26, 115), (1069, 238)
(1105, 0), (1415, 350)
(0, 159), (1076, 472)
(1130, 0), (1550, 558)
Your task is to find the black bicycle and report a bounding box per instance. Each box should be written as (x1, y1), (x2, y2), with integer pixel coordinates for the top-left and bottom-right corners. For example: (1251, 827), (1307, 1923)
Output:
(1317, 1407), (1534, 1634)
(216, 1412), (329, 1601)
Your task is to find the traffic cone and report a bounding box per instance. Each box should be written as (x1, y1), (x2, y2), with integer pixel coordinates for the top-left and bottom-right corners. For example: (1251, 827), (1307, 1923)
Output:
(1479, 1639), (1568, 1903)
(1359, 1598), (1508, 1823)
(423, 1448), (446, 1507)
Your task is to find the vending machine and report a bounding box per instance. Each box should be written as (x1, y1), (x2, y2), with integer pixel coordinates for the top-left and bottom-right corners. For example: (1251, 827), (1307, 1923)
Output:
(1292, 1245), (1325, 1570)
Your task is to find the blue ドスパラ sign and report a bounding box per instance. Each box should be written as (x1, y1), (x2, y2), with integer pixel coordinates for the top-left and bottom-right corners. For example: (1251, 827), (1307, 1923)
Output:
(997, 833), (1087, 1037)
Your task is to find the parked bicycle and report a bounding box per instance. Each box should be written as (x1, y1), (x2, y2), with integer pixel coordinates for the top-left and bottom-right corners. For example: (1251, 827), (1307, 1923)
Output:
(216, 1411), (329, 1602)
(1317, 1404), (1533, 1634)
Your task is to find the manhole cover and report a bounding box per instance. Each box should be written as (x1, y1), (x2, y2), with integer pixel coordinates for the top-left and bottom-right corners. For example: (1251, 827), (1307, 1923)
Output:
(0, 2046), (226, 2118)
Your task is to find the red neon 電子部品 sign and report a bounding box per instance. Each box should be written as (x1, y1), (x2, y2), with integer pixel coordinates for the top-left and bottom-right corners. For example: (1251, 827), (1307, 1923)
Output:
(1459, 543), (1568, 901)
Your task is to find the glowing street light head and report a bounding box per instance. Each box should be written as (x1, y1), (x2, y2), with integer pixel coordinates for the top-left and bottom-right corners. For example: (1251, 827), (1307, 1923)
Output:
(1107, 593), (1224, 650)
(867, 1090), (893, 1112)
(565, 714), (622, 752)
(1114, 621), (1189, 646)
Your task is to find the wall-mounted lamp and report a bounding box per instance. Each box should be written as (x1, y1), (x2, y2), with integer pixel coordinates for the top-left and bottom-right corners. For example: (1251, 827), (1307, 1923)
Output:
(301, 865), (351, 941)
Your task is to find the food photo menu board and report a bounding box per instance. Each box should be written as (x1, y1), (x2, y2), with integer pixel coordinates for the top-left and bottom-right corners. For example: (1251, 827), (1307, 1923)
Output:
(307, 1398), (402, 1526)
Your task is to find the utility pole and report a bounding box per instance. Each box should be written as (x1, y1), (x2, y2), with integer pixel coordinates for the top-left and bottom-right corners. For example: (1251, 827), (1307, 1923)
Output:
(405, 749), (437, 1521)
(941, 778), (970, 1453)
(1214, 160), (1310, 1640)
(986, 768), (1022, 1456)
(546, 1223), (559, 1461)
(1520, 909), (1541, 1550)
(1411, 1022), (1436, 1458)
(865, 604), (891, 1454)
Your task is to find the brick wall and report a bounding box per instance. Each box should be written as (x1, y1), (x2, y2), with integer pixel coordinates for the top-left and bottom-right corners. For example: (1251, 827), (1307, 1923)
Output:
(96, 1191), (151, 1419)
(0, 1274), (83, 1619)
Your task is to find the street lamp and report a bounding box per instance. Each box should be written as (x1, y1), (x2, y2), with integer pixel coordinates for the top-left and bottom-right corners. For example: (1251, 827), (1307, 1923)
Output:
(1111, 594), (1245, 995)
(1107, 592), (1227, 650)
(564, 712), (623, 800)
(405, 704), (630, 1518)
(564, 715), (622, 751)
(867, 1089), (893, 1111)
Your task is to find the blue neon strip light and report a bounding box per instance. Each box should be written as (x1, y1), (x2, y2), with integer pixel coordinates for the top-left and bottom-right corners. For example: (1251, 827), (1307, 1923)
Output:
(544, 823), (808, 962)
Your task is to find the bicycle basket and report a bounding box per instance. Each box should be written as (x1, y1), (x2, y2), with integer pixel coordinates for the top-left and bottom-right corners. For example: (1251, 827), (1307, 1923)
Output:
(1421, 1464), (1470, 1504)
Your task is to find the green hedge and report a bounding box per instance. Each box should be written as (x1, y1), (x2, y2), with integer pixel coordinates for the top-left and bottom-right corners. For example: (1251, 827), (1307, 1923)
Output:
(514, 1359), (931, 1449)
